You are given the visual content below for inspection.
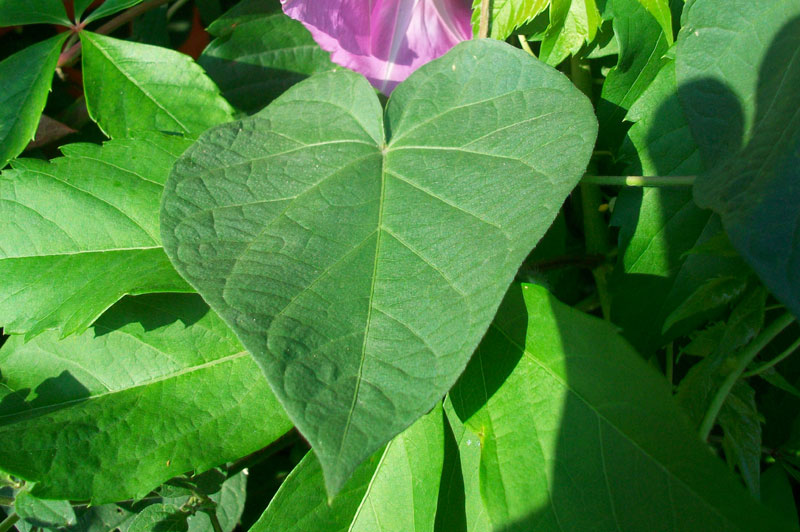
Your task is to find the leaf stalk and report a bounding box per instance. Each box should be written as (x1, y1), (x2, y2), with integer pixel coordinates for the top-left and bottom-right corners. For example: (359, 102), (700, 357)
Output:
(581, 175), (696, 187)
(0, 513), (19, 532)
(478, 0), (490, 39)
(58, 0), (174, 68)
(743, 336), (800, 378)
(699, 312), (796, 441)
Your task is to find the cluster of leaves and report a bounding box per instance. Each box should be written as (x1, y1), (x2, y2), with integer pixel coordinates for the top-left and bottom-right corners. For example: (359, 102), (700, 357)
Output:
(0, 0), (799, 531)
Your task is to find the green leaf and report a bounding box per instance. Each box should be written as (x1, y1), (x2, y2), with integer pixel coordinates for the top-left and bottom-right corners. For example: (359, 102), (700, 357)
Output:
(0, 0), (70, 25)
(662, 276), (749, 333)
(128, 504), (188, 532)
(161, 39), (597, 495)
(0, 293), (292, 503)
(634, 0), (673, 42)
(611, 59), (749, 353)
(78, 0), (144, 23)
(199, 1), (335, 114)
(470, 0), (551, 40)
(15, 491), (76, 529)
(435, 400), (491, 532)
(683, 322), (727, 358)
(67, 504), (136, 532)
(80, 32), (234, 139)
(675, 285), (766, 409)
(250, 405), (444, 532)
(718, 382), (762, 497)
(596, 0), (670, 149)
(205, 0), (276, 32)
(621, 59), (702, 176)
(0, 34), (67, 169)
(205, 472), (248, 532)
(448, 283), (790, 531)
(762, 466), (800, 529)
(539, 0), (602, 66)
(676, 0), (800, 318)
(0, 134), (193, 338)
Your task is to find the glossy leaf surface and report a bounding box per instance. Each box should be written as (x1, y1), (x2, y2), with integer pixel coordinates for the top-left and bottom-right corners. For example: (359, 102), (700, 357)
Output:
(0, 294), (291, 503)
(80, 32), (234, 139)
(250, 405), (443, 532)
(539, 0), (601, 66)
(0, 0), (69, 25)
(0, 34), (66, 169)
(470, 0), (550, 39)
(79, 0), (144, 23)
(449, 283), (791, 531)
(0, 134), (193, 338)
(161, 39), (597, 495)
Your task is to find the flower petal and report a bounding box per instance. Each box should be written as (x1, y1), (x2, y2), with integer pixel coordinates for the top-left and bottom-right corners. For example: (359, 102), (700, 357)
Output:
(282, 0), (473, 94)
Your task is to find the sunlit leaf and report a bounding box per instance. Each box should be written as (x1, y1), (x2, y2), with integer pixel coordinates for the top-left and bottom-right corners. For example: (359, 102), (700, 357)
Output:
(161, 40), (596, 495)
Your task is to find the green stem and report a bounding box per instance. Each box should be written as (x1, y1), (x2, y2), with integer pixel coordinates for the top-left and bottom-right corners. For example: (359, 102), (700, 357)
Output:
(581, 175), (696, 187)
(699, 313), (796, 440)
(570, 55), (611, 319)
(166, 0), (191, 19)
(208, 511), (223, 532)
(744, 336), (800, 378)
(478, 0), (490, 38)
(517, 35), (535, 56)
(0, 513), (19, 532)
(58, 0), (174, 67)
(665, 342), (674, 388)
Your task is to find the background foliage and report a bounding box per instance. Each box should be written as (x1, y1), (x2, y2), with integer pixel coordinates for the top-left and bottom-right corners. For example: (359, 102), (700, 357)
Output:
(0, 0), (798, 530)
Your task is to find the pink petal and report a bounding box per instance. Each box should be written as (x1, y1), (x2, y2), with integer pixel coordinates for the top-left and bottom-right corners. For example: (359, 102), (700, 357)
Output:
(281, 0), (473, 94)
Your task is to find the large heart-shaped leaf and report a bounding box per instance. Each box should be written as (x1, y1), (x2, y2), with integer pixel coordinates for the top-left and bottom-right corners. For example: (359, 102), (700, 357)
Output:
(449, 283), (793, 531)
(161, 39), (597, 495)
(250, 405), (443, 532)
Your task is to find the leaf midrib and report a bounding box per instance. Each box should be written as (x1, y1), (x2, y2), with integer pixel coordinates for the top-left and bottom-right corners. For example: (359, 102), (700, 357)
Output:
(83, 33), (191, 134)
(0, 351), (248, 424)
(0, 246), (163, 260)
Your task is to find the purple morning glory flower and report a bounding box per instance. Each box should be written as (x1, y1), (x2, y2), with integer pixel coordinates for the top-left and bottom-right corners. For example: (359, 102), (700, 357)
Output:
(281, 0), (474, 94)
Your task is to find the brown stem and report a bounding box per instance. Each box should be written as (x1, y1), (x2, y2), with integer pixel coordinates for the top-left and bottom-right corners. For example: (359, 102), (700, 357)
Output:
(57, 0), (174, 68)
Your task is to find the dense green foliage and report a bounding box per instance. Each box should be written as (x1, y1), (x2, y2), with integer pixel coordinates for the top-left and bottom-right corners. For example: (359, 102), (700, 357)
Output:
(0, 0), (798, 531)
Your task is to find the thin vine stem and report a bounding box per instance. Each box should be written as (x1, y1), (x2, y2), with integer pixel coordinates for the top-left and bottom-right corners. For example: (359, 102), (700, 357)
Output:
(581, 175), (696, 187)
(744, 336), (800, 378)
(478, 0), (490, 38)
(58, 0), (174, 67)
(517, 35), (535, 56)
(0, 513), (19, 532)
(570, 55), (612, 319)
(699, 312), (796, 441)
(166, 0), (192, 19)
(665, 342), (674, 387)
